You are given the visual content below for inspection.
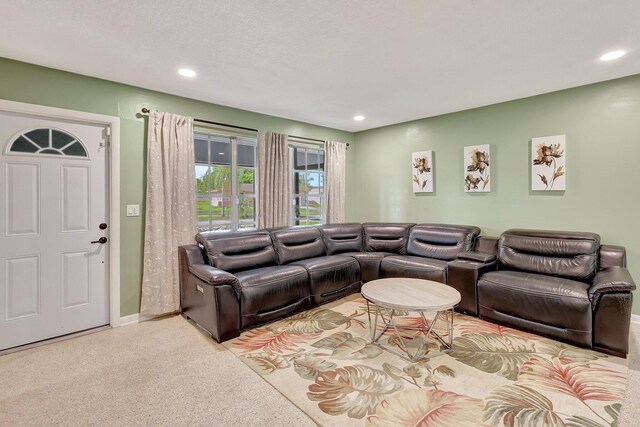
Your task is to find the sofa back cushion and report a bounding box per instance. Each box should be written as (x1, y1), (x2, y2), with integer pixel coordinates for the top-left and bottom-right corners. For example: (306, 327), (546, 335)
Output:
(318, 223), (363, 254)
(363, 223), (415, 255)
(499, 229), (600, 281)
(407, 224), (481, 260)
(196, 231), (277, 273)
(270, 227), (326, 264)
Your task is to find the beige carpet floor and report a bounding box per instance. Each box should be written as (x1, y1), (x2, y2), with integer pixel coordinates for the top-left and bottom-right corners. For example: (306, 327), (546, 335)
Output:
(0, 316), (315, 427)
(1, 314), (638, 427)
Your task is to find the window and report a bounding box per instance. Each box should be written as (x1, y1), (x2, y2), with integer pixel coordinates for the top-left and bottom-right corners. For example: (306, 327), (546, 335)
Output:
(291, 144), (324, 226)
(195, 132), (257, 231)
(7, 128), (88, 158)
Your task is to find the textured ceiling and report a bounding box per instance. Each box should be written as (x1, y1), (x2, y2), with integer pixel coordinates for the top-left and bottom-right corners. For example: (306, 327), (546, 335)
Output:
(1, 1), (639, 132)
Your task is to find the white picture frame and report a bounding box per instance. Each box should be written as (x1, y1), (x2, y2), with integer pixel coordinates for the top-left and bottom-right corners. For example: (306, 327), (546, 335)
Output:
(412, 150), (433, 192)
(531, 135), (566, 191)
(464, 144), (490, 192)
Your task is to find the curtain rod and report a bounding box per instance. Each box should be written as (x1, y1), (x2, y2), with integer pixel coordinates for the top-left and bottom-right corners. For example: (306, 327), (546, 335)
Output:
(140, 108), (349, 146)
(141, 108), (256, 132)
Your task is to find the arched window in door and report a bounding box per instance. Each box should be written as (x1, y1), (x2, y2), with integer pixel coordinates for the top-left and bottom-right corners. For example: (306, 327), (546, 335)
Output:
(6, 128), (88, 158)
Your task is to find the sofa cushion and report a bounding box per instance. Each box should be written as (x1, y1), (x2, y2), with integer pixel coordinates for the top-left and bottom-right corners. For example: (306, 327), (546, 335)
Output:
(407, 224), (480, 260)
(235, 265), (310, 328)
(363, 223), (415, 254)
(379, 255), (448, 283)
(196, 231), (277, 273)
(270, 227), (326, 264)
(478, 271), (592, 345)
(499, 229), (600, 281)
(318, 223), (363, 254)
(292, 255), (361, 305)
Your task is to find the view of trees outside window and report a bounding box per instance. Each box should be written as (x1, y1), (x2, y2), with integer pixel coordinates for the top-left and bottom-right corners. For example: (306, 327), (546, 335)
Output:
(195, 133), (257, 231)
(292, 145), (324, 225)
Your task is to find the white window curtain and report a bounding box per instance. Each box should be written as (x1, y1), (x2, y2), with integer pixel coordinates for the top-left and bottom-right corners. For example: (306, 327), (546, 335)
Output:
(140, 111), (196, 317)
(324, 140), (347, 223)
(257, 131), (290, 228)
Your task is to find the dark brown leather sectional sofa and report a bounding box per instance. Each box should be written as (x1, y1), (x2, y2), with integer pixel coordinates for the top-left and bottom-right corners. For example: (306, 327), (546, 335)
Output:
(178, 223), (636, 356)
(179, 223), (479, 341)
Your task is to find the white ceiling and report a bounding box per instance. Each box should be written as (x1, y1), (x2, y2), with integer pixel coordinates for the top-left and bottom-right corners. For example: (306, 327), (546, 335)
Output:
(1, 1), (639, 132)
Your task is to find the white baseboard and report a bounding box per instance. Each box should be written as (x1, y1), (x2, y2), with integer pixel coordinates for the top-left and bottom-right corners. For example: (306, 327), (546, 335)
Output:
(117, 313), (140, 326)
(631, 314), (640, 325)
(117, 311), (180, 326)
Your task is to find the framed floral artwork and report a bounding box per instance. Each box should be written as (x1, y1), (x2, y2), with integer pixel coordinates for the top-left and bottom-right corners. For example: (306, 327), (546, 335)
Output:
(412, 150), (433, 192)
(531, 135), (566, 191)
(464, 144), (490, 192)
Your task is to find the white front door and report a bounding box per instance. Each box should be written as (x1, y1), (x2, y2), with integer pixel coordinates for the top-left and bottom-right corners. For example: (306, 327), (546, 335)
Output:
(0, 112), (109, 350)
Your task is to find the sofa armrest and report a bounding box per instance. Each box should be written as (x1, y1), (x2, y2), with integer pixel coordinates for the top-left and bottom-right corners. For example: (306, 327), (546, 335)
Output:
(589, 266), (636, 305)
(457, 251), (497, 263)
(189, 264), (238, 286)
(181, 244), (207, 266)
(447, 257), (497, 315)
(180, 247), (242, 342)
(188, 264), (242, 302)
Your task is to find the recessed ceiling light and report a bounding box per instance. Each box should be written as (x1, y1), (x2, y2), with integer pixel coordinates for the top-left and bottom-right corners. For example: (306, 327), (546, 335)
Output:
(218, 152), (225, 155)
(353, 115), (365, 121)
(600, 50), (626, 61)
(178, 68), (197, 77)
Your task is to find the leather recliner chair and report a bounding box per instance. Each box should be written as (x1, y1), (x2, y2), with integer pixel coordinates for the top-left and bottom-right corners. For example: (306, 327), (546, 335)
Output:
(476, 229), (635, 357)
(380, 224), (481, 283)
(270, 227), (361, 306)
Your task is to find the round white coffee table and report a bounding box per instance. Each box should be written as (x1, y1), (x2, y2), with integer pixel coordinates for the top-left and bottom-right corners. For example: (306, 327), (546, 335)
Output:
(361, 278), (461, 361)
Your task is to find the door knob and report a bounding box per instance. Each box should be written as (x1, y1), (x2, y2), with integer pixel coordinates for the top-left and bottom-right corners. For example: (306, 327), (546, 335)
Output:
(91, 237), (108, 244)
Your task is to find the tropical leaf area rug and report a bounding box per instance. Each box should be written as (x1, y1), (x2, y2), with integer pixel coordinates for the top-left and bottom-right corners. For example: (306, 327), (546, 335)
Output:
(222, 294), (627, 427)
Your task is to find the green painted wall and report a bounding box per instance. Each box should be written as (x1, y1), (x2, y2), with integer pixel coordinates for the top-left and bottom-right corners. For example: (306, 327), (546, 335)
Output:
(2, 56), (638, 317)
(350, 74), (640, 315)
(0, 58), (354, 316)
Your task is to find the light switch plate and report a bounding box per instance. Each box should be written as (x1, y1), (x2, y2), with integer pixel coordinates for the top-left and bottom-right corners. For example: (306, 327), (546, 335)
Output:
(126, 204), (140, 217)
